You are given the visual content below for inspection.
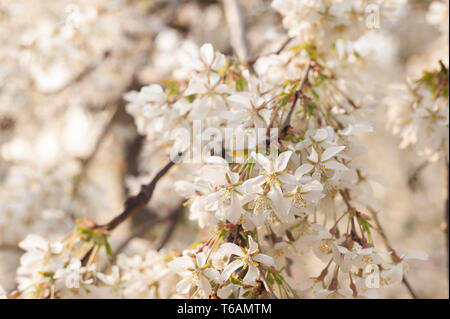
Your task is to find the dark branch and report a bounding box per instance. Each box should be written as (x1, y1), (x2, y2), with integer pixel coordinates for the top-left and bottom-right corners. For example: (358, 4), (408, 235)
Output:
(94, 152), (185, 232)
(280, 59), (312, 137)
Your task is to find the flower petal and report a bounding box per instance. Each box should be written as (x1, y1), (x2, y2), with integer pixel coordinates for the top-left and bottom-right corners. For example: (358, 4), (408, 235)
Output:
(321, 146), (346, 161)
(220, 260), (244, 282)
(176, 276), (192, 294)
(295, 163), (314, 179)
(251, 152), (272, 173)
(168, 256), (194, 273)
(248, 236), (259, 255)
(308, 148), (319, 163)
(242, 263), (258, 285)
(323, 160), (348, 171)
(200, 43), (214, 66)
(196, 252), (207, 268)
(253, 253), (275, 267)
(218, 243), (245, 257)
(274, 151), (292, 172)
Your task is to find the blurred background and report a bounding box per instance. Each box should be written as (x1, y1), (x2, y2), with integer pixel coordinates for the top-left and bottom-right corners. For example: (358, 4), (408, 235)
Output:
(0, 0), (448, 298)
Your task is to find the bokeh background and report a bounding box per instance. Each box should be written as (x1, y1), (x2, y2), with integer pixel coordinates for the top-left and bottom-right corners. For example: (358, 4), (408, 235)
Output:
(0, 0), (448, 298)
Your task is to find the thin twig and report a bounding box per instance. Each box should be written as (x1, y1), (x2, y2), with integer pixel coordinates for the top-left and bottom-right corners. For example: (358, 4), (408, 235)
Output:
(249, 36), (293, 66)
(257, 265), (278, 299)
(340, 189), (418, 298)
(94, 151), (185, 232)
(408, 159), (429, 191)
(280, 59), (312, 137)
(367, 207), (419, 299)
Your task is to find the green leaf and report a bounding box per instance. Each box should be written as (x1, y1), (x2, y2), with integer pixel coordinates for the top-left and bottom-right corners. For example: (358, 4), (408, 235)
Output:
(104, 238), (113, 258)
(235, 76), (247, 92)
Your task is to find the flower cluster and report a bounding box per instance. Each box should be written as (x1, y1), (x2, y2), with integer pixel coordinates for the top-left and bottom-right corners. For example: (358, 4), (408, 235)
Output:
(1, 0), (434, 299)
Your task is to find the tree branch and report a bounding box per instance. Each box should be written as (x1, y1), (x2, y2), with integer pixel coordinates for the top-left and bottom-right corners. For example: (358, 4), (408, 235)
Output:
(93, 151), (185, 232)
(280, 59), (312, 137)
(367, 207), (419, 299)
(258, 265), (278, 299)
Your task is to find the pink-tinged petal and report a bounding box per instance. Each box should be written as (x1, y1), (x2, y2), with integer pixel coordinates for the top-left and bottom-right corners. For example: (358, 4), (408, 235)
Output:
(176, 276), (192, 294)
(295, 164), (314, 179)
(220, 260), (244, 282)
(196, 252), (207, 268)
(168, 256), (195, 273)
(200, 43), (214, 66)
(242, 263), (258, 285)
(321, 146), (346, 161)
(308, 148), (319, 163)
(253, 253), (275, 267)
(274, 151), (292, 172)
(248, 236), (259, 255)
(218, 243), (245, 257)
(251, 152), (272, 173)
(323, 160), (348, 171)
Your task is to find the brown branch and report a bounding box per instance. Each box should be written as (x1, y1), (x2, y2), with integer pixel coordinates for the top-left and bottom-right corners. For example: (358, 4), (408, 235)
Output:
(94, 151), (185, 232)
(280, 59), (312, 137)
(367, 207), (418, 299)
(408, 159), (429, 191)
(340, 188), (418, 298)
(249, 37), (293, 66)
(257, 265), (278, 299)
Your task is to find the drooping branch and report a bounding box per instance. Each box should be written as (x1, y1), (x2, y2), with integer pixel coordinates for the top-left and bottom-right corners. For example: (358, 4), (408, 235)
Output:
(280, 59), (312, 137)
(93, 151), (185, 232)
(257, 265), (278, 299)
(367, 207), (418, 299)
(339, 189), (419, 298)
